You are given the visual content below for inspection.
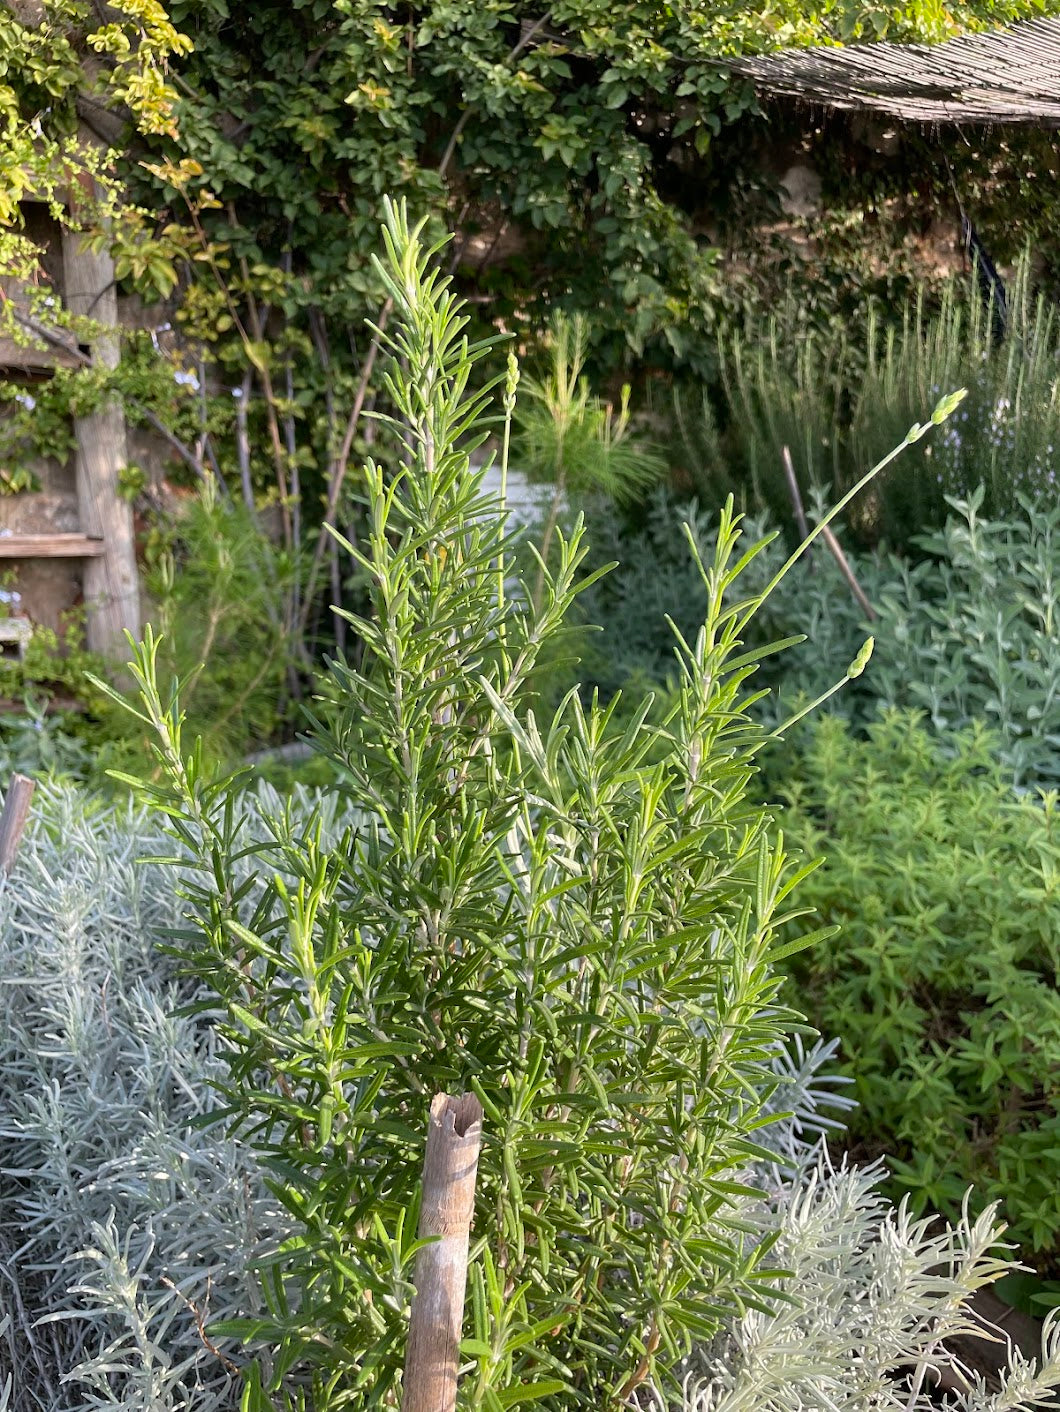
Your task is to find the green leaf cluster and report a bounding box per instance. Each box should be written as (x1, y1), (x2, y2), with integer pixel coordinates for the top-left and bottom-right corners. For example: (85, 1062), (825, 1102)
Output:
(139, 0), (1057, 384)
(566, 482), (1060, 791)
(698, 256), (1060, 548)
(777, 711), (1060, 1267)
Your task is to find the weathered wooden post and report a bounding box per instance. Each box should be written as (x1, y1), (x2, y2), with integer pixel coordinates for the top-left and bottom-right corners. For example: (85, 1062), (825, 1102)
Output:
(61, 173), (141, 657)
(0, 773), (35, 874)
(402, 1092), (484, 1412)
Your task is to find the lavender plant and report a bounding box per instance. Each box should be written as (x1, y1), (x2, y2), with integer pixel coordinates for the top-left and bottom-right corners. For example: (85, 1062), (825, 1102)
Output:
(0, 781), (308, 1411)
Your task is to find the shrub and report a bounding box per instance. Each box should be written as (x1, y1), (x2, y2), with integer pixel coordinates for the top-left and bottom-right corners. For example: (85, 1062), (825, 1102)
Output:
(0, 781), (305, 1410)
(140, 485), (296, 762)
(110, 200), (968, 1411)
(4, 788), (1060, 1412)
(571, 487), (1060, 791)
(665, 1151), (1060, 1412)
(776, 712), (1060, 1268)
(704, 258), (1060, 547)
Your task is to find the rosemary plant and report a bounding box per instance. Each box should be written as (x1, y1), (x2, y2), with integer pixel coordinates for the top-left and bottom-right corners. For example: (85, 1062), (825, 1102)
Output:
(109, 200), (963, 1412)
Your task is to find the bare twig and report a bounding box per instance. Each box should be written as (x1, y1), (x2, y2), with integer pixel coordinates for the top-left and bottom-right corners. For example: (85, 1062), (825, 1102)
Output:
(820, 520), (877, 621)
(8, 309), (213, 484)
(781, 444), (810, 544)
(782, 445), (876, 620)
(234, 370), (255, 517)
(159, 1276), (241, 1377)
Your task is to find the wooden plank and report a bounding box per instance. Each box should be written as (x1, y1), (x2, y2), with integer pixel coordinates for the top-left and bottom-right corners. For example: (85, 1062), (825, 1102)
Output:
(0, 332), (80, 371)
(0, 279), (81, 370)
(0, 533), (105, 558)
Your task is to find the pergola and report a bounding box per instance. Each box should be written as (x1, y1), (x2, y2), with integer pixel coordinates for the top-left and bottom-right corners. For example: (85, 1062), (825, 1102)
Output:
(728, 17), (1060, 126)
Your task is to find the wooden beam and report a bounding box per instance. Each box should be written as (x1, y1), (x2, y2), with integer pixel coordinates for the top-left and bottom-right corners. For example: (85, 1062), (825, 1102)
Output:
(0, 333), (81, 371)
(0, 533), (105, 558)
(61, 197), (141, 657)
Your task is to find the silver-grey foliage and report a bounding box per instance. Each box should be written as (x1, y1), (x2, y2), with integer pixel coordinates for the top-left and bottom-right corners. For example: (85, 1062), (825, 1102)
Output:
(662, 1152), (1060, 1412)
(0, 783), (293, 1412)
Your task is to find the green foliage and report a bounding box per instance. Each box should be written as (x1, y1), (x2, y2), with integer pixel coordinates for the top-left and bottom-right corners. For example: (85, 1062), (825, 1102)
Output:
(8, 790), (1060, 1412)
(516, 316), (665, 505)
(0, 488), (294, 784)
(127, 0), (1056, 391)
(0, 694), (93, 780)
(705, 260), (1060, 547)
(143, 485), (296, 761)
(0, 331), (208, 483)
(105, 200), (947, 1411)
(0, 619), (126, 781)
(777, 712), (1060, 1268)
(570, 485), (1060, 790)
(514, 313), (666, 609)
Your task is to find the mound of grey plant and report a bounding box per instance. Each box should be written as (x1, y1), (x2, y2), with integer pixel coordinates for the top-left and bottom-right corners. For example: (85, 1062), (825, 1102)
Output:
(663, 1152), (1060, 1412)
(0, 782), (311, 1412)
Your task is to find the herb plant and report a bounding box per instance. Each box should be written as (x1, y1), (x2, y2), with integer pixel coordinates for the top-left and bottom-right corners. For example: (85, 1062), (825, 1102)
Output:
(704, 259), (1060, 548)
(778, 712), (1060, 1267)
(11, 784), (1060, 1412)
(567, 485), (1060, 791)
(0, 781), (303, 1411)
(110, 200), (961, 1411)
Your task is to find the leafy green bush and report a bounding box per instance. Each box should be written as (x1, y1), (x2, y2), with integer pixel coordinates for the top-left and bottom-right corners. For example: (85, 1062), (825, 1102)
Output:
(702, 259), (1060, 547)
(0, 487), (295, 786)
(109, 200), (964, 1412)
(777, 711), (1060, 1268)
(142, 485), (296, 761)
(571, 487), (1060, 790)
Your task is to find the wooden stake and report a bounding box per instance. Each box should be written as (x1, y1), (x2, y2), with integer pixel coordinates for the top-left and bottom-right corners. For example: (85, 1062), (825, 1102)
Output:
(402, 1092), (484, 1412)
(781, 444), (811, 545)
(818, 520), (877, 622)
(0, 774), (35, 874)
